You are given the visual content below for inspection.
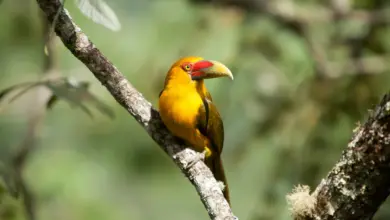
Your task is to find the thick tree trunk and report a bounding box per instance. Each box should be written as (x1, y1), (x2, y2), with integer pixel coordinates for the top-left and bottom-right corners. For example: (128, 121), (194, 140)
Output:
(288, 94), (390, 220)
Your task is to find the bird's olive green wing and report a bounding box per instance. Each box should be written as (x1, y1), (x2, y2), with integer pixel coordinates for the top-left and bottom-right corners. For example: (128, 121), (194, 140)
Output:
(196, 98), (224, 154)
(205, 90), (213, 101)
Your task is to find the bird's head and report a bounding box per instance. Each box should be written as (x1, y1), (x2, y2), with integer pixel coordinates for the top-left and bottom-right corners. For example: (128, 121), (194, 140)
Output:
(165, 56), (234, 84)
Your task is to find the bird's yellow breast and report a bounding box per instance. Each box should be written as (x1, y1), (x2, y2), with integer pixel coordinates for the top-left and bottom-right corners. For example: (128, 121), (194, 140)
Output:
(159, 85), (202, 130)
(159, 85), (208, 151)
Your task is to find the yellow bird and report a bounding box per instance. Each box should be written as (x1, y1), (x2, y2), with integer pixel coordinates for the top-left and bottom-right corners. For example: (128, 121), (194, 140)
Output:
(159, 56), (233, 204)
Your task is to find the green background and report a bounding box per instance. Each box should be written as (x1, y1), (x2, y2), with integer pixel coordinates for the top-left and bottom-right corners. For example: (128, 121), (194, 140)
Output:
(1, 0), (390, 219)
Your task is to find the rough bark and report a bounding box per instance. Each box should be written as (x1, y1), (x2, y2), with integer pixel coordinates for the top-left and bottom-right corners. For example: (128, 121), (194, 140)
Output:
(35, 0), (235, 219)
(189, 0), (390, 218)
(288, 94), (390, 220)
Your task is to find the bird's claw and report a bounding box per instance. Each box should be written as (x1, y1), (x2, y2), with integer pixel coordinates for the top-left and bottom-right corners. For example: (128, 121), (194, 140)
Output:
(186, 150), (207, 170)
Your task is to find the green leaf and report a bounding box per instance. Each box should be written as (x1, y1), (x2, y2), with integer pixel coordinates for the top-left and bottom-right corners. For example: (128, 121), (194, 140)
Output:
(75, 0), (121, 31)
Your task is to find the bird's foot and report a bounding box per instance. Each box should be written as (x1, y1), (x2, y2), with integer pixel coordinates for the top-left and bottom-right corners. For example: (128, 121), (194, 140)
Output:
(186, 150), (207, 170)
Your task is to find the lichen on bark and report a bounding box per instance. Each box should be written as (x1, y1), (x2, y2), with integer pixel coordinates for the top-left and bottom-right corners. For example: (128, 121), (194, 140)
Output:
(289, 93), (390, 220)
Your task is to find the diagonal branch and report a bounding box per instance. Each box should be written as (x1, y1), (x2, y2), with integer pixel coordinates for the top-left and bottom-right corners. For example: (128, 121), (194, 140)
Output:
(35, 0), (235, 219)
(287, 93), (390, 220)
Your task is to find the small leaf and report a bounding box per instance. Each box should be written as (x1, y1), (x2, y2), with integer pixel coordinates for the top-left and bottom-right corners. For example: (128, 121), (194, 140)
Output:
(75, 0), (121, 31)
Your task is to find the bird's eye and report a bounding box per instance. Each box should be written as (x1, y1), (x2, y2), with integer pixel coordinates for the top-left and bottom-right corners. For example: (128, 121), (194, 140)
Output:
(182, 63), (192, 71)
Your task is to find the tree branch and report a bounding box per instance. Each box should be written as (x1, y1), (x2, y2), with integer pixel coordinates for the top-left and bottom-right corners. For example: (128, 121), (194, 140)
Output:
(190, 0), (390, 218)
(35, 0), (235, 219)
(287, 93), (390, 220)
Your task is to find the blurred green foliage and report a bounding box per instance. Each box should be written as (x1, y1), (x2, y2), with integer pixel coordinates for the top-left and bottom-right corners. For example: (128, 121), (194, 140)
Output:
(1, 0), (390, 220)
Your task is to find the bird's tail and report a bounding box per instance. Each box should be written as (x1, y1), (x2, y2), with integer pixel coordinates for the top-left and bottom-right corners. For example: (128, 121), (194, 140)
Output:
(206, 156), (230, 205)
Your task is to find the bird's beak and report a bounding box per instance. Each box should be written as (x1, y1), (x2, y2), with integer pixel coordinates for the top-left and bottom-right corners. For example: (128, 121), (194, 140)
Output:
(191, 60), (234, 81)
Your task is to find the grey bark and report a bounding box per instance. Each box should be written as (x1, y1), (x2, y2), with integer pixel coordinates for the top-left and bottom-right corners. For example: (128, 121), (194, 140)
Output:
(35, 0), (235, 219)
(190, 0), (390, 218)
(312, 94), (390, 219)
(288, 94), (390, 220)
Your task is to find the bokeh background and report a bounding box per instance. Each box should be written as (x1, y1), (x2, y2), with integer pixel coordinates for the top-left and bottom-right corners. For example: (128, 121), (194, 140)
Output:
(1, 0), (390, 219)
